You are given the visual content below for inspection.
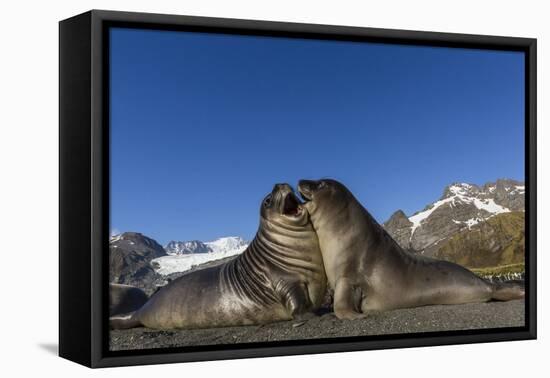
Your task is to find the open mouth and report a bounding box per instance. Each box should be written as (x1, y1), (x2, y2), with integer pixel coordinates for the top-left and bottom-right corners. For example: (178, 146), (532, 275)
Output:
(282, 192), (303, 216)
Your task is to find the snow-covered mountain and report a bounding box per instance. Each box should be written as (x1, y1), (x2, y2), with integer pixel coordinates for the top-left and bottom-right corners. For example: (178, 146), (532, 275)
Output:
(153, 236), (249, 276)
(164, 240), (211, 255)
(383, 179), (525, 256)
(164, 236), (248, 255)
(206, 236), (248, 253)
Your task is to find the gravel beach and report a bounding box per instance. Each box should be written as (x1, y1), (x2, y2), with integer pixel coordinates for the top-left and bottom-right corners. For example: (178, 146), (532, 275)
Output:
(110, 299), (524, 351)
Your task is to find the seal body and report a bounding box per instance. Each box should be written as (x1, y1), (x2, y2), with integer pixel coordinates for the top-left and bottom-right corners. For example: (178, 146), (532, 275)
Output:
(110, 184), (326, 329)
(298, 179), (524, 320)
(109, 283), (149, 316)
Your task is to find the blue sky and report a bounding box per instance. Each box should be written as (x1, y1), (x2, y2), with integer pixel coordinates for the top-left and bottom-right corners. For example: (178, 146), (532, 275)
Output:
(110, 28), (525, 245)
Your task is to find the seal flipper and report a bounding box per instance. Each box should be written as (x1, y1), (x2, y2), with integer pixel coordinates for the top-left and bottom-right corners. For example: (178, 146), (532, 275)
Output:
(333, 278), (365, 320)
(276, 280), (314, 318)
(110, 311), (142, 329)
(491, 282), (525, 301)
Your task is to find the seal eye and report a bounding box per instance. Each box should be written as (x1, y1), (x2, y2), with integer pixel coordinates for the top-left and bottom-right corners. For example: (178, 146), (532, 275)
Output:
(263, 194), (273, 207)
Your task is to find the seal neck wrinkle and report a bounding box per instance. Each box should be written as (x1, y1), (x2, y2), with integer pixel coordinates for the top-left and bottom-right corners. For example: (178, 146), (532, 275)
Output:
(254, 220), (323, 277)
(222, 243), (280, 307)
(220, 215), (324, 308)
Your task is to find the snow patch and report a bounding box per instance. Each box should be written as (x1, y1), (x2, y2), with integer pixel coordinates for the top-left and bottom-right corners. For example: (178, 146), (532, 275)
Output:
(206, 237), (247, 253)
(448, 184), (472, 196)
(465, 218), (481, 228)
(109, 234), (123, 243)
(510, 185), (525, 195)
(472, 198), (510, 214)
(408, 197), (454, 237)
(452, 217), (482, 229)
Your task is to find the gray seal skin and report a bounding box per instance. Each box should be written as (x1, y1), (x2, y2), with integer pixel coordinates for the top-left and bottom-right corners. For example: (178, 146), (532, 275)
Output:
(298, 179), (525, 320)
(110, 183), (326, 329)
(109, 283), (149, 317)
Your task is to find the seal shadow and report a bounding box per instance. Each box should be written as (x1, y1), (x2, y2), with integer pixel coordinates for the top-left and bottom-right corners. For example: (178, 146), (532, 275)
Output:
(38, 343), (58, 355)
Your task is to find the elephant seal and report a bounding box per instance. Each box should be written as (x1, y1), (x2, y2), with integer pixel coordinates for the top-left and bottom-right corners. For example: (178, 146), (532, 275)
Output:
(111, 183), (326, 329)
(298, 179), (524, 320)
(109, 283), (149, 316)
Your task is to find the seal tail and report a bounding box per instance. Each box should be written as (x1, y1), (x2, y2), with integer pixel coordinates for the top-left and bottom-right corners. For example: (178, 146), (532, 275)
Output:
(110, 311), (142, 329)
(491, 282), (525, 301)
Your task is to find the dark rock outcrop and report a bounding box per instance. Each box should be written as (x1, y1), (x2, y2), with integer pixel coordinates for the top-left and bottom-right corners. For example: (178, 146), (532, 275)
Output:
(382, 210), (413, 250)
(109, 232), (167, 295)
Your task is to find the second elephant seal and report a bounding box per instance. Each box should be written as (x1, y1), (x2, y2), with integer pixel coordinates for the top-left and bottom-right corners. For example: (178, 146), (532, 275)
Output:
(298, 179), (524, 320)
(111, 183), (326, 329)
(109, 283), (149, 316)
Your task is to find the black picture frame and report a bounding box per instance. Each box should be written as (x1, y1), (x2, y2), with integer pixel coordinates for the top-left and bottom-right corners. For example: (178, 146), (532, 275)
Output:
(59, 9), (537, 368)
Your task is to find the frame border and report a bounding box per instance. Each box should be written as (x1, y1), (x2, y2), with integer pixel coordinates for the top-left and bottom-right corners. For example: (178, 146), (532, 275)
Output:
(59, 9), (537, 368)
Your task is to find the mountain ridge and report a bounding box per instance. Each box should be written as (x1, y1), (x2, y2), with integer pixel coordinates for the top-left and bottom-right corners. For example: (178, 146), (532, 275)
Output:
(164, 236), (248, 255)
(383, 178), (525, 269)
